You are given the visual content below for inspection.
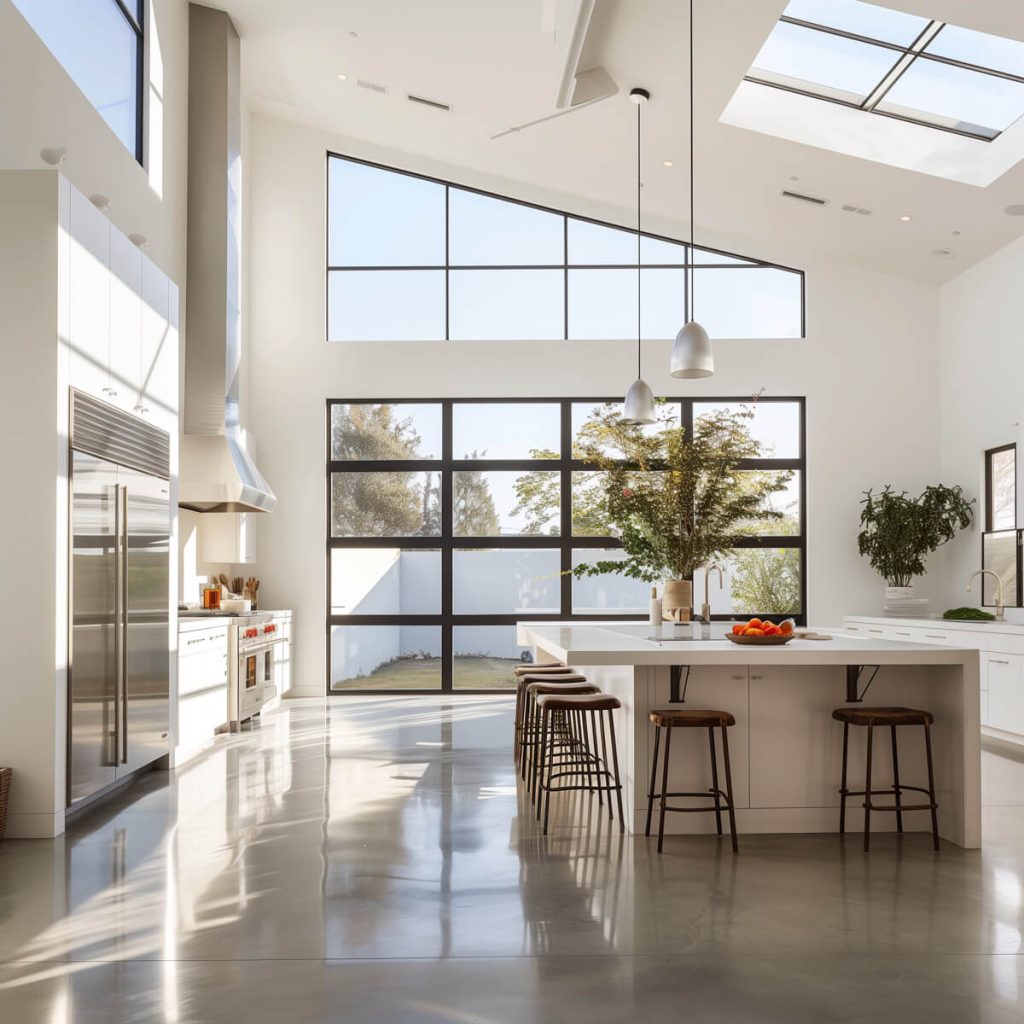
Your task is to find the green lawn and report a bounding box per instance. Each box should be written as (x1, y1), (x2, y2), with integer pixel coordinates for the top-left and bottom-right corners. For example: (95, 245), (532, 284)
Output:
(332, 656), (518, 691)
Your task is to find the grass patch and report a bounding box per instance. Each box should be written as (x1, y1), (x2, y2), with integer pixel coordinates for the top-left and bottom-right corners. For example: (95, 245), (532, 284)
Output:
(332, 656), (517, 691)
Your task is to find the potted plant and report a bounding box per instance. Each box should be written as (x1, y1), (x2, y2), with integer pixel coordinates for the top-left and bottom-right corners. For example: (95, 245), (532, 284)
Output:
(567, 403), (791, 620)
(858, 484), (974, 612)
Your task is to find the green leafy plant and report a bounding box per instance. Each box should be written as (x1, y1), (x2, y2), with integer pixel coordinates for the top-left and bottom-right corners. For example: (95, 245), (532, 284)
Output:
(942, 606), (995, 621)
(562, 403), (791, 583)
(857, 484), (974, 587)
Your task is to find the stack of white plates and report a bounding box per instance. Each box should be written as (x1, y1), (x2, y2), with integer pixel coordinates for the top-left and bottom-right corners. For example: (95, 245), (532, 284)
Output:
(884, 596), (929, 616)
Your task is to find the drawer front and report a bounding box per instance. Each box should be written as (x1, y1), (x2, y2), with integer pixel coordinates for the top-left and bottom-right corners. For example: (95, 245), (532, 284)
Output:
(987, 653), (1024, 736)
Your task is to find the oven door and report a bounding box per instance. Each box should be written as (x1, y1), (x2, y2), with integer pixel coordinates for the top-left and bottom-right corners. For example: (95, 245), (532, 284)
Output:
(240, 644), (273, 709)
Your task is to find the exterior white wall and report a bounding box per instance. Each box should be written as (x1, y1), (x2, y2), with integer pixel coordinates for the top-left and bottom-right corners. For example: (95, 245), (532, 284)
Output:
(939, 234), (1024, 621)
(247, 113), (943, 697)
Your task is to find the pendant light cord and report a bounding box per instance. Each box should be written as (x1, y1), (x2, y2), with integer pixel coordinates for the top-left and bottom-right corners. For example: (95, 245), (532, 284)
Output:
(636, 96), (642, 380)
(688, 0), (695, 324)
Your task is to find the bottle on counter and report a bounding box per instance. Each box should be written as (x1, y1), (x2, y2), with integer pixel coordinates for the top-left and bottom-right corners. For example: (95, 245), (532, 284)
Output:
(648, 585), (662, 626)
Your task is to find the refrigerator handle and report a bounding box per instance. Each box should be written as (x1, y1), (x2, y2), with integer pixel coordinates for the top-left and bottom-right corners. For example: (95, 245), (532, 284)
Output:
(111, 482), (123, 767)
(119, 483), (129, 766)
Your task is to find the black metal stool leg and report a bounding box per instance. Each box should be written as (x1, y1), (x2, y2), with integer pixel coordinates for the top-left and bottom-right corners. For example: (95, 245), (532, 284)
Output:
(645, 725), (661, 837)
(590, 711), (604, 806)
(607, 710), (626, 834)
(542, 709), (555, 835)
(535, 706), (548, 820)
(720, 723), (739, 853)
(657, 725), (673, 854)
(924, 722), (940, 851)
(596, 709), (613, 821)
(863, 723), (874, 853)
(890, 724), (903, 834)
(839, 721), (849, 836)
(708, 726), (723, 836)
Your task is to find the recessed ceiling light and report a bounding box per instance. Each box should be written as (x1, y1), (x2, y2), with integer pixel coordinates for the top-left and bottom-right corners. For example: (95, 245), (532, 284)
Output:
(663, 159), (674, 167)
(899, 214), (912, 222)
(1005, 203), (1024, 216)
(931, 247), (955, 259)
(337, 73), (348, 81)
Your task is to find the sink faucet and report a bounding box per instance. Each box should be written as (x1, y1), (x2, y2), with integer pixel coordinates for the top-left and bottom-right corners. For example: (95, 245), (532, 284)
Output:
(967, 569), (1005, 621)
(702, 565), (723, 624)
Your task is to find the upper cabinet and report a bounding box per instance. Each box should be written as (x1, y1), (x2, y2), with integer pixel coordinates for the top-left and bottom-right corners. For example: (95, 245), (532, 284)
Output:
(65, 185), (178, 434)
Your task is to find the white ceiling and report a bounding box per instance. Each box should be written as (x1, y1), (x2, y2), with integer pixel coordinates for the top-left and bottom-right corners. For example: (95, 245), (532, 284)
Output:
(222, 0), (1024, 284)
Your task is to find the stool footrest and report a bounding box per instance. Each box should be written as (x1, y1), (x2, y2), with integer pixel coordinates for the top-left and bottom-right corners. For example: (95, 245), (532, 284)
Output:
(649, 789), (735, 813)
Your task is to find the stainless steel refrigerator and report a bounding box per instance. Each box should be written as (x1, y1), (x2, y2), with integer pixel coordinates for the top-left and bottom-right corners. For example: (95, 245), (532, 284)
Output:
(69, 391), (171, 806)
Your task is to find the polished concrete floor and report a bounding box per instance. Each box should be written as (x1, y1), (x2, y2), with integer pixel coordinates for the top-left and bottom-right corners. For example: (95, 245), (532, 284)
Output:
(1, 697), (1024, 1022)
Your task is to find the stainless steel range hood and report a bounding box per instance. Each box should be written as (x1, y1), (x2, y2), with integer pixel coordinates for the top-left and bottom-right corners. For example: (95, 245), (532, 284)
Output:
(180, 3), (276, 514)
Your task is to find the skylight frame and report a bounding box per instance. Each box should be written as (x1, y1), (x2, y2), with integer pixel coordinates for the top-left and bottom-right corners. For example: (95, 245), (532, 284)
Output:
(745, 8), (1024, 143)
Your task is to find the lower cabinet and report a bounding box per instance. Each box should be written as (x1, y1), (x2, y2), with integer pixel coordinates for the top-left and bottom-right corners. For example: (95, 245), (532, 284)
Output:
(987, 653), (1024, 736)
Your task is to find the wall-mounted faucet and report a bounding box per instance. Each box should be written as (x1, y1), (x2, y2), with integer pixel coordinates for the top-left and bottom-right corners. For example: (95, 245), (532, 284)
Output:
(702, 565), (723, 624)
(967, 569), (1004, 621)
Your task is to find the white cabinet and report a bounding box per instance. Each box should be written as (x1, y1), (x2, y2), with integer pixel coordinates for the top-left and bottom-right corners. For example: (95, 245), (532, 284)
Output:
(198, 512), (257, 564)
(987, 653), (1024, 736)
(65, 186), (178, 430)
(177, 623), (229, 759)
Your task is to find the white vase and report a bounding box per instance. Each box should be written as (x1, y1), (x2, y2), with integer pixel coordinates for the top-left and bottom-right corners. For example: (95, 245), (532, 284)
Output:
(884, 585), (928, 617)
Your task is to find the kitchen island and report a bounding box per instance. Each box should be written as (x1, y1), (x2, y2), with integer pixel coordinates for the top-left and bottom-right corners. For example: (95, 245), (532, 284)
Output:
(516, 622), (982, 847)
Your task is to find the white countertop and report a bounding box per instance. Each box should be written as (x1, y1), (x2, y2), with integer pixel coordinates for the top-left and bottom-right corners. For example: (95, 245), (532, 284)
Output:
(845, 614), (1022, 634)
(517, 621), (976, 667)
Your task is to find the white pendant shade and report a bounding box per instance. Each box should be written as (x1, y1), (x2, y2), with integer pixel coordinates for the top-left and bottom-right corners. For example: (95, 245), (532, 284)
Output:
(670, 319), (714, 378)
(622, 376), (657, 424)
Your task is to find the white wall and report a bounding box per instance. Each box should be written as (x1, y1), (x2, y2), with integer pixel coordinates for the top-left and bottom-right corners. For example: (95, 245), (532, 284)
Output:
(940, 234), (1024, 620)
(247, 113), (943, 696)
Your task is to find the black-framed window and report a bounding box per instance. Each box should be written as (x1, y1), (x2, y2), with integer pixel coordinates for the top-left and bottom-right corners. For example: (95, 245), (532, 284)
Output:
(745, 2), (1024, 143)
(326, 397), (807, 694)
(985, 444), (1016, 533)
(326, 153), (805, 343)
(12, 0), (145, 162)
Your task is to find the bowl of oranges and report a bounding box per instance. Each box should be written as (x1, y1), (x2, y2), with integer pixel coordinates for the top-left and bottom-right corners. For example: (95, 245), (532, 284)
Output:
(725, 618), (796, 645)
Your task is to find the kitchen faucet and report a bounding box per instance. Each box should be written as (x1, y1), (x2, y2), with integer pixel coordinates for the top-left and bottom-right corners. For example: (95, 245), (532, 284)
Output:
(702, 565), (723, 624)
(967, 569), (1005, 621)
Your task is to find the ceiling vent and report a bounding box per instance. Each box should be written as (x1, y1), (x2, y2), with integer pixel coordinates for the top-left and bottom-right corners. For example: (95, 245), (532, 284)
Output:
(407, 94), (451, 112)
(357, 79), (387, 95)
(780, 189), (828, 207)
(841, 203), (872, 216)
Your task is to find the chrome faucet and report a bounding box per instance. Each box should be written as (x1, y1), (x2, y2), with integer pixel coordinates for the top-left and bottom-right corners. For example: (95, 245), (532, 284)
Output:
(967, 569), (1005, 621)
(702, 565), (723, 624)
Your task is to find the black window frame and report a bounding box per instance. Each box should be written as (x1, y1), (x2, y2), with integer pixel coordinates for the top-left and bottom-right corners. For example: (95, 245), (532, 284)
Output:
(985, 443), (1017, 533)
(745, 12), (1024, 143)
(326, 396), (808, 695)
(325, 151), (806, 342)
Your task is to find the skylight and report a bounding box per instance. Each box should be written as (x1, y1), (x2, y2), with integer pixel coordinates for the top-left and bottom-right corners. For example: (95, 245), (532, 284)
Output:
(745, 0), (1024, 142)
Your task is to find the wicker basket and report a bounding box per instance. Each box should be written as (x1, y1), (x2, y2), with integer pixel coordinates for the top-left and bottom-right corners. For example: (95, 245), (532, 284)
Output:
(0, 768), (11, 840)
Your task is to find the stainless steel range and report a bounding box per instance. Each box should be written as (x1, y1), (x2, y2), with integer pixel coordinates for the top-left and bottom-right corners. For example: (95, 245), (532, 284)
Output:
(230, 614), (282, 726)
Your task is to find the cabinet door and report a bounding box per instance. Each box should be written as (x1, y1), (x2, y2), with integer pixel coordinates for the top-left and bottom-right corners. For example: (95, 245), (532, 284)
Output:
(987, 653), (1024, 735)
(109, 230), (141, 415)
(141, 257), (177, 429)
(68, 189), (111, 400)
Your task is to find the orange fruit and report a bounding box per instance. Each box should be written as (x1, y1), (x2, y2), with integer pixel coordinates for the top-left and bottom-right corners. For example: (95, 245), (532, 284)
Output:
(732, 624), (744, 635)
(747, 618), (763, 629)
(763, 624), (781, 636)
(779, 620), (794, 635)
(745, 627), (764, 637)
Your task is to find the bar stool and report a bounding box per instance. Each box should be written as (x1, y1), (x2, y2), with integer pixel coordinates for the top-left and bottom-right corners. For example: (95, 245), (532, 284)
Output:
(513, 663), (575, 763)
(535, 691), (625, 835)
(831, 706), (939, 852)
(645, 709), (739, 854)
(523, 679), (599, 801)
(516, 671), (588, 771)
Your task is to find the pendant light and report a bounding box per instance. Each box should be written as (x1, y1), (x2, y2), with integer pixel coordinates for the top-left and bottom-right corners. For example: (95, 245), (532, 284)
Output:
(622, 86), (657, 425)
(671, 0), (714, 379)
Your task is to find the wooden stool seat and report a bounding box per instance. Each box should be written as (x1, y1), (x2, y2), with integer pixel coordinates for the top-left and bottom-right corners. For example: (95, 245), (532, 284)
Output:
(514, 663), (570, 676)
(832, 706), (934, 727)
(650, 708), (736, 729)
(525, 682), (599, 697)
(536, 692), (621, 713)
